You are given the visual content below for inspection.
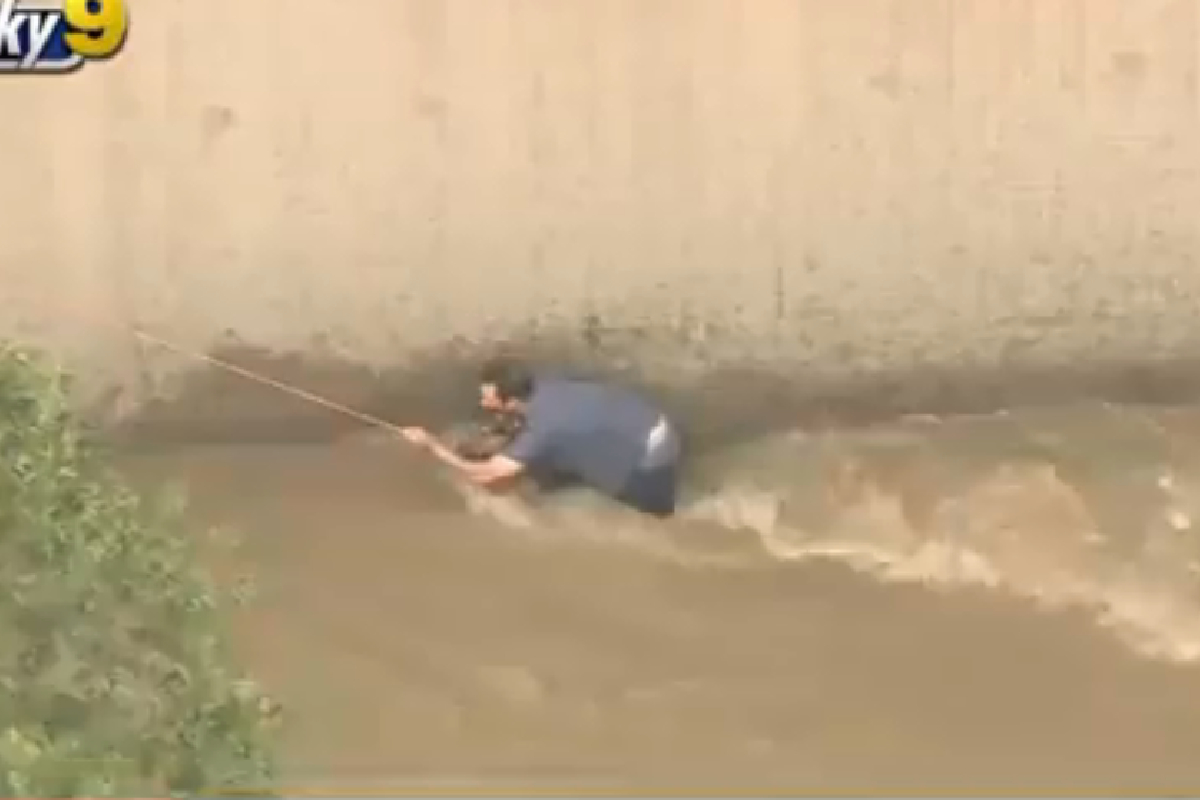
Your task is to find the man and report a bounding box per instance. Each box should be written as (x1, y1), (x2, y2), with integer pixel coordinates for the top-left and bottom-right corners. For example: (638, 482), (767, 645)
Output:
(400, 358), (682, 517)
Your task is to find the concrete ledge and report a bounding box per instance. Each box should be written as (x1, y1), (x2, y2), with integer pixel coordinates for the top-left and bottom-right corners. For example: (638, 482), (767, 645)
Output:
(109, 333), (1200, 452)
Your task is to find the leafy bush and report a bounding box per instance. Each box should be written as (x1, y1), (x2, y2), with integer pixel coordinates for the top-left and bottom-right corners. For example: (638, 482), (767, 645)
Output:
(0, 345), (278, 797)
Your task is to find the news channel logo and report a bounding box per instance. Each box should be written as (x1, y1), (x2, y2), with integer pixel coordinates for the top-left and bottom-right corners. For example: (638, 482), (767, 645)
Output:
(0, 0), (128, 72)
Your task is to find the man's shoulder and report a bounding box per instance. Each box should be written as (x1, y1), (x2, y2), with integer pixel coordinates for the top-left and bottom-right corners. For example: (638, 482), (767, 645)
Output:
(536, 375), (665, 422)
(532, 373), (574, 391)
(529, 375), (593, 414)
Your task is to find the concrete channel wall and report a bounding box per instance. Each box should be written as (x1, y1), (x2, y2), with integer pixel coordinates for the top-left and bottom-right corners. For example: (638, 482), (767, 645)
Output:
(1, 0), (1199, 417)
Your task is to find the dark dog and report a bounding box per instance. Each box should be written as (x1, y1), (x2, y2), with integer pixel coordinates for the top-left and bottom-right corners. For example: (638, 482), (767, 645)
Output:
(444, 411), (525, 462)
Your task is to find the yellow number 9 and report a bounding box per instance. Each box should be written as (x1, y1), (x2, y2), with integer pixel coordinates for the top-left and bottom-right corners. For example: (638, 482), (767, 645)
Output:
(63, 0), (128, 60)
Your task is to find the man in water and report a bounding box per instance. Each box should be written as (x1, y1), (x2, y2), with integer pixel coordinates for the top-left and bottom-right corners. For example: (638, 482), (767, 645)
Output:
(400, 358), (683, 517)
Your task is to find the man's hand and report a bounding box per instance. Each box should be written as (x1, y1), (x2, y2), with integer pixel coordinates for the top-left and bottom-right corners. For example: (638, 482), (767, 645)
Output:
(400, 426), (432, 447)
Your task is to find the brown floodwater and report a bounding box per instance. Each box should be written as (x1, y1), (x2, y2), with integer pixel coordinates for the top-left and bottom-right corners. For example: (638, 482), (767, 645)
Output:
(117, 399), (1200, 793)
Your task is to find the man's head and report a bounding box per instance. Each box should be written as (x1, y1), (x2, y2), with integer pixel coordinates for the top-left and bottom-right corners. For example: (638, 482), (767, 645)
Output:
(479, 357), (535, 413)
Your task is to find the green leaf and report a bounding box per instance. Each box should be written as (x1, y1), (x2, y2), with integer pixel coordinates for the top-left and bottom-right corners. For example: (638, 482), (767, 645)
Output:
(0, 346), (279, 796)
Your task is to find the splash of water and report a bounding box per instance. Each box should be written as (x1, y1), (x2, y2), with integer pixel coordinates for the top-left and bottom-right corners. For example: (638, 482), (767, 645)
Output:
(461, 403), (1200, 663)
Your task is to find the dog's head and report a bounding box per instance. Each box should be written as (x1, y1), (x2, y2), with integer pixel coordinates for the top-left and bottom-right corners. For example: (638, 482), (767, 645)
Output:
(447, 411), (525, 462)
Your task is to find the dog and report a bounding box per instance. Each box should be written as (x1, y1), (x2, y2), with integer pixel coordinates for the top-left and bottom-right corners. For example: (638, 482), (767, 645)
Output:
(443, 411), (525, 462)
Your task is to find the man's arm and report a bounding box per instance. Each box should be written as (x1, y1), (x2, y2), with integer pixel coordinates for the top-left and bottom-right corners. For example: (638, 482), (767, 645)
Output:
(424, 436), (525, 486)
(402, 427), (525, 486)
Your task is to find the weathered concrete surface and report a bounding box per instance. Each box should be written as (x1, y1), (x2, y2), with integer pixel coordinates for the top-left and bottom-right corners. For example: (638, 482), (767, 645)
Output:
(1, 0), (1199, 414)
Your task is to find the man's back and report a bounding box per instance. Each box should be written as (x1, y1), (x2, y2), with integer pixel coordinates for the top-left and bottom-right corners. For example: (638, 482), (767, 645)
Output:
(504, 376), (680, 499)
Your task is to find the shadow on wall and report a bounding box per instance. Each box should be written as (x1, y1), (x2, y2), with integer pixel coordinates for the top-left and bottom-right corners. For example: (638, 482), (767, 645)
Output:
(109, 327), (1200, 454)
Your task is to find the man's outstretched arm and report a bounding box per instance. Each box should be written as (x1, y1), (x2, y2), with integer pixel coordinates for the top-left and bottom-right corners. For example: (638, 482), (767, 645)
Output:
(402, 427), (524, 486)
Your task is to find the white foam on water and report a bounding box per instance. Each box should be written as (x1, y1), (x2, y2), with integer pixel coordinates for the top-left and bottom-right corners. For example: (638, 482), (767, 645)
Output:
(455, 479), (762, 567)
(682, 473), (1200, 664)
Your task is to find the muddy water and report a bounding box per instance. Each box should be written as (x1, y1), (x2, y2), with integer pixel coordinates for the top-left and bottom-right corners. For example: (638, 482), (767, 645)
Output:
(118, 400), (1200, 792)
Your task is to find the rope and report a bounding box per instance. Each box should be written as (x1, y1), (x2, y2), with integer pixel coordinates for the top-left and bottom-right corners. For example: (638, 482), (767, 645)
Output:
(126, 326), (407, 438)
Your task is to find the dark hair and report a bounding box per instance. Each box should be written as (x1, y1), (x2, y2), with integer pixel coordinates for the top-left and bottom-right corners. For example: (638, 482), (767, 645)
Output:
(479, 357), (535, 402)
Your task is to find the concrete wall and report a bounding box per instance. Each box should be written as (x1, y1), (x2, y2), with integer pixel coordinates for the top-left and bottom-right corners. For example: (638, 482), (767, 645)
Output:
(2, 0), (1199, 410)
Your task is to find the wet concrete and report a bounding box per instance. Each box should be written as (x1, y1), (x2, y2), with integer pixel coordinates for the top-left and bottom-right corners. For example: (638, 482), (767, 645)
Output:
(112, 343), (1200, 449)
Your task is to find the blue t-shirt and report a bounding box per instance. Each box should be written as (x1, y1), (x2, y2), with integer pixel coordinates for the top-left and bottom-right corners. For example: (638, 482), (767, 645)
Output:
(503, 376), (680, 497)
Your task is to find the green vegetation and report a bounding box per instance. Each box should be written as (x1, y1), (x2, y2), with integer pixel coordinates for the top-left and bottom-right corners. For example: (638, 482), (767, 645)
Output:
(0, 345), (278, 797)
